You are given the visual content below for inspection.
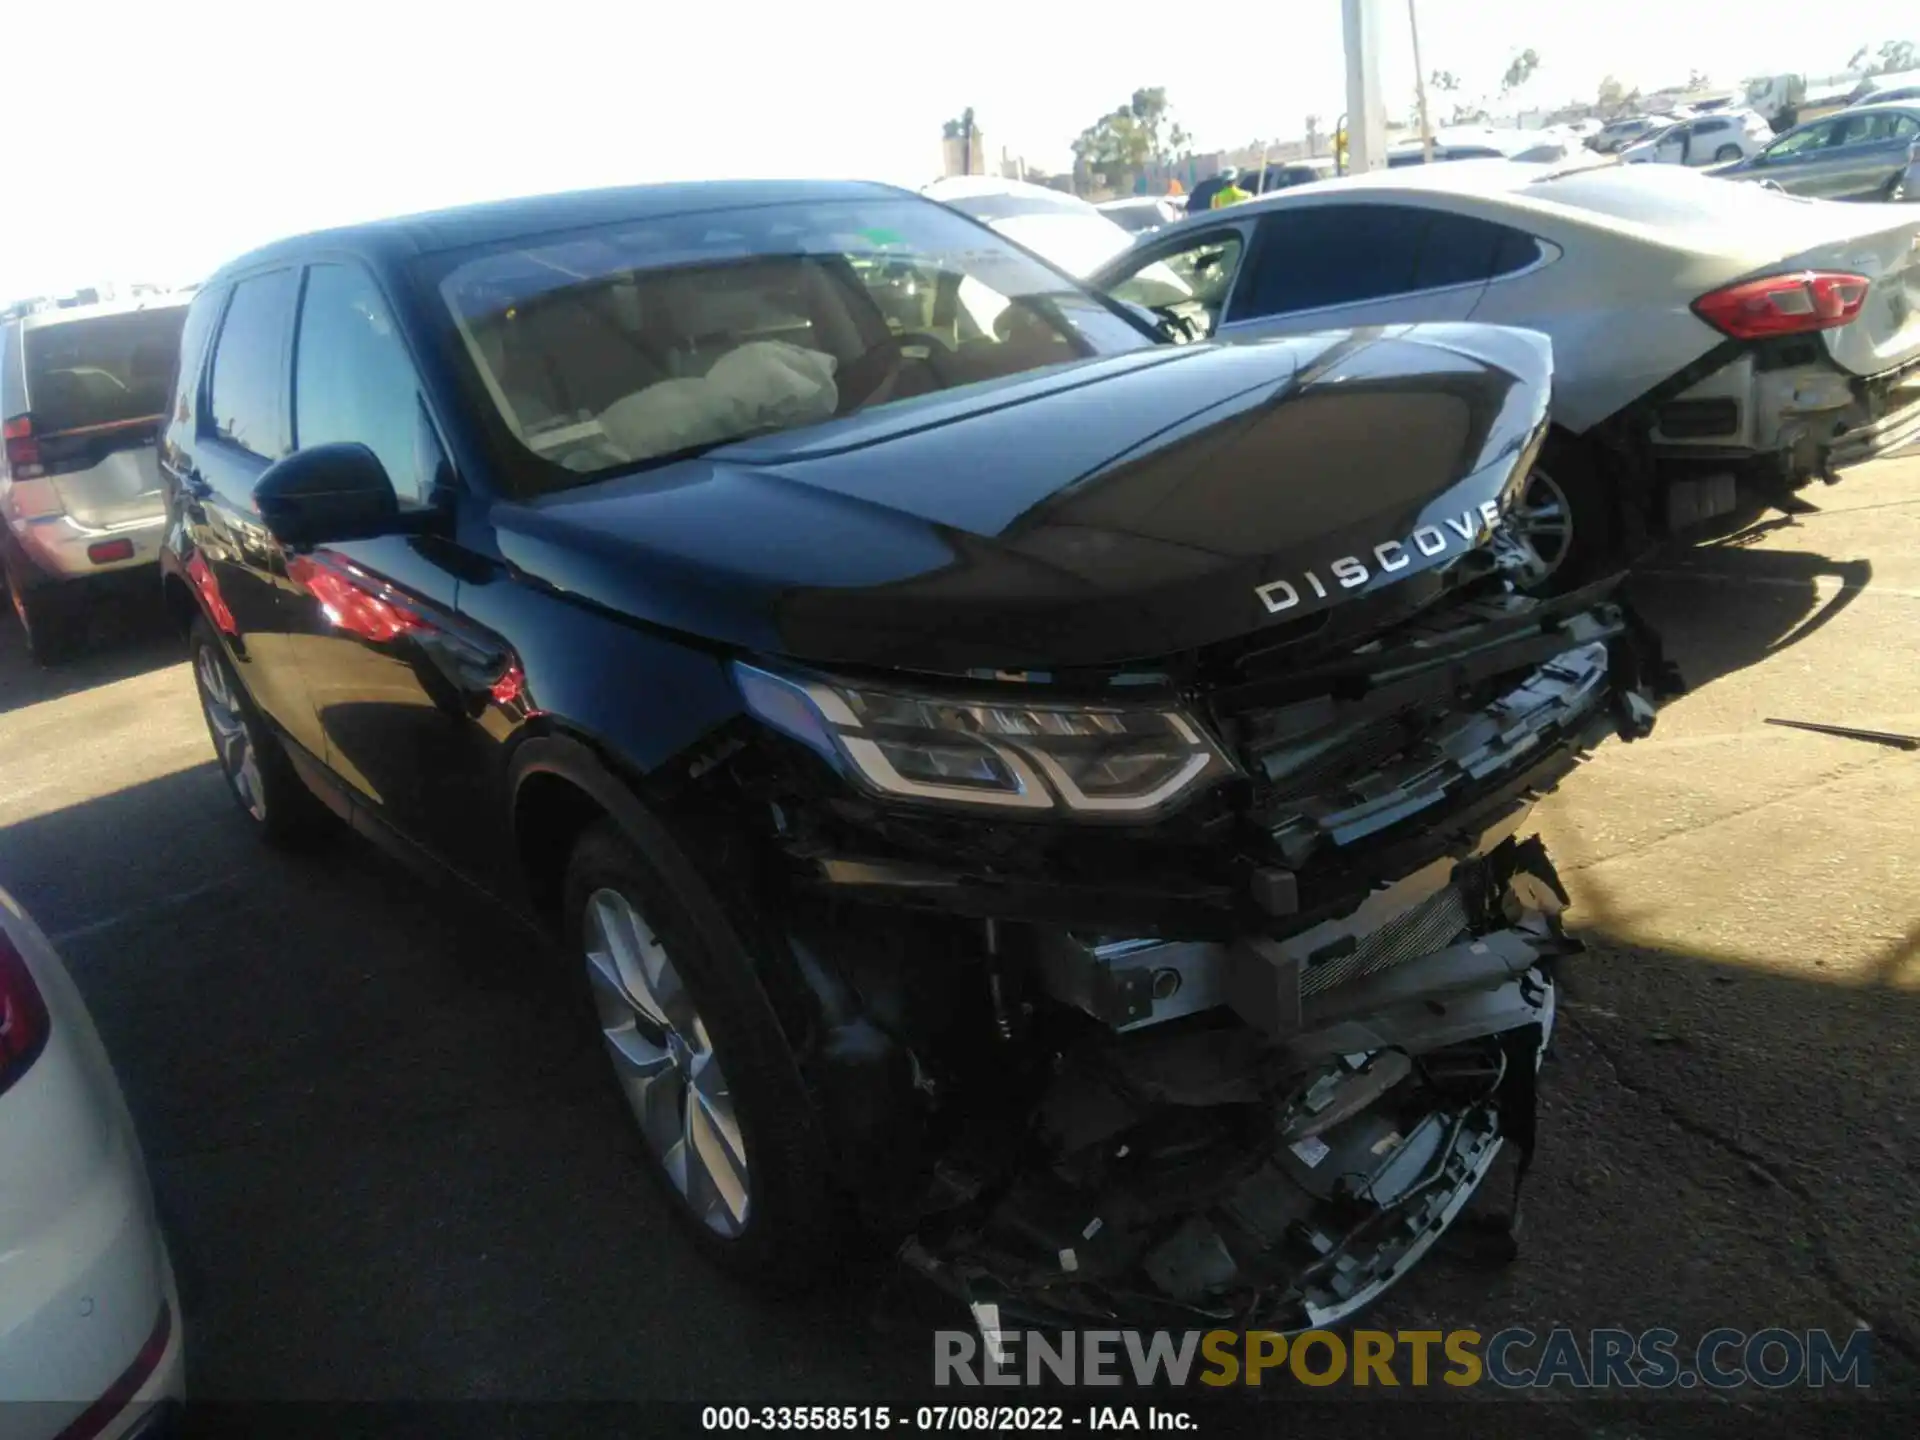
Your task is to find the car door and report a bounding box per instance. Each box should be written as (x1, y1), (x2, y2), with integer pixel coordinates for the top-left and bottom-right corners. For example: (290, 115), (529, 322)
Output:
(169, 269), (325, 755)
(1213, 203), (1505, 340)
(1645, 124), (1690, 164)
(1829, 112), (1919, 198)
(1099, 222), (1256, 340)
(1686, 118), (1734, 164)
(282, 259), (504, 879)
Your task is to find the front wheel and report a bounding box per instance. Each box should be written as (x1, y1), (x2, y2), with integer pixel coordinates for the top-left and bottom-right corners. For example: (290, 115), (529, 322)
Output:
(1714, 144), (1743, 164)
(1508, 434), (1620, 595)
(563, 820), (841, 1288)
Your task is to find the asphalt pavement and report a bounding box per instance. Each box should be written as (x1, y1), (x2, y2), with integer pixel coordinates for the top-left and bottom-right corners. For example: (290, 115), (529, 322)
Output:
(2, 456), (1917, 1415)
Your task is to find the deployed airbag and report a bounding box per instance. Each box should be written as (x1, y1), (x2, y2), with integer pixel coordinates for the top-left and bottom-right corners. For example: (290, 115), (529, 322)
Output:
(597, 341), (840, 460)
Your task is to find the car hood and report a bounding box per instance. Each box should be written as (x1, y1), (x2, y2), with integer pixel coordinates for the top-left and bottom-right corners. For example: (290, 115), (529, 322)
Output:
(490, 324), (1553, 675)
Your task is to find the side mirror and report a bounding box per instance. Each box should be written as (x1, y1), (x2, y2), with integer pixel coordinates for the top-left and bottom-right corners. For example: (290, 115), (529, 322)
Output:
(253, 443), (401, 548)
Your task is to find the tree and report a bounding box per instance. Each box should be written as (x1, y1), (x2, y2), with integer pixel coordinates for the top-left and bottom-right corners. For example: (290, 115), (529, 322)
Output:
(1072, 87), (1189, 193)
(1595, 74), (1639, 117)
(1424, 69), (1483, 125)
(1849, 39), (1917, 74)
(1501, 48), (1541, 95)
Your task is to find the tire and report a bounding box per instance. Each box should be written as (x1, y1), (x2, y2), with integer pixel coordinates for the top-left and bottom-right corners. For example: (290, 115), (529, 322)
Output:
(1714, 144), (1743, 164)
(563, 818), (840, 1289)
(5, 557), (86, 666)
(188, 617), (330, 846)
(1509, 433), (1620, 595)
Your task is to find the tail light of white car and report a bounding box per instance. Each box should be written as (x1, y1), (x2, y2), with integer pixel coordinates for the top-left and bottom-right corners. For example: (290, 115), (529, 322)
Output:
(0, 415), (68, 522)
(1693, 271), (1871, 339)
(0, 926), (52, 1098)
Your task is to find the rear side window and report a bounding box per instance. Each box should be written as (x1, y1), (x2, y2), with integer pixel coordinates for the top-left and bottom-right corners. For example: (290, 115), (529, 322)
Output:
(208, 270), (297, 459)
(1414, 212), (1542, 290)
(20, 308), (188, 435)
(1864, 113), (1920, 142)
(1236, 206), (1422, 317)
(1236, 205), (1540, 319)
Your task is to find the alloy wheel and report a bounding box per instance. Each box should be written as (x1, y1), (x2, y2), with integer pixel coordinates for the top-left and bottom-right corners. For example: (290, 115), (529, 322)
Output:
(583, 887), (751, 1237)
(196, 645), (267, 822)
(1509, 467), (1573, 588)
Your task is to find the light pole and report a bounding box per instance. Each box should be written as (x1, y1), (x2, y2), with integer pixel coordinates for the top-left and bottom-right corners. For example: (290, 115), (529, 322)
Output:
(1341, 0), (1389, 173)
(1408, 0), (1435, 164)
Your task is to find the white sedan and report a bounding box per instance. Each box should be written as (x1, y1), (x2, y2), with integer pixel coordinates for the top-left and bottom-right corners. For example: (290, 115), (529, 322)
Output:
(1088, 159), (1920, 588)
(0, 886), (182, 1438)
(1619, 109), (1775, 166)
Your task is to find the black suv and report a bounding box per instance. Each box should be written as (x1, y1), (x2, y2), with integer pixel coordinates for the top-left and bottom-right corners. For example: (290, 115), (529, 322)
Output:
(159, 179), (1666, 1329)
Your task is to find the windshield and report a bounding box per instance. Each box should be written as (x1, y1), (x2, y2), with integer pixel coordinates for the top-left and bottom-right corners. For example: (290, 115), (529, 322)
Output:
(437, 197), (1155, 491)
(938, 189), (1098, 223)
(21, 306), (187, 434)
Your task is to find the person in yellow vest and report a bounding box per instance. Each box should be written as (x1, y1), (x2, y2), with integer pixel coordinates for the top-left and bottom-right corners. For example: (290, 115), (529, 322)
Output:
(1209, 167), (1251, 209)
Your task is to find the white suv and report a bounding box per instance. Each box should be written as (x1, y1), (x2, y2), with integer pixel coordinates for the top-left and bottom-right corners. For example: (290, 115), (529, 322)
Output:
(1620, 109), (1775, 166)
(1, 297), (188, 663)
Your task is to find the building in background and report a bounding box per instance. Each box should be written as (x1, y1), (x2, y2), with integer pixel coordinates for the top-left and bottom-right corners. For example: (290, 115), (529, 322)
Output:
(941, 127), (987, 177)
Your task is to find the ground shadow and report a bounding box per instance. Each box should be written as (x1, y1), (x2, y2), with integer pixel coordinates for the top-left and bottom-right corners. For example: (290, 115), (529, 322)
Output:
(0, 588), (183, 717)
(1625, 520), (1871, 701)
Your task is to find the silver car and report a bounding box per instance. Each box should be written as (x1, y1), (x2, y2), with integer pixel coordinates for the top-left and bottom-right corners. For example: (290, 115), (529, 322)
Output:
(2, 297), (188, 663)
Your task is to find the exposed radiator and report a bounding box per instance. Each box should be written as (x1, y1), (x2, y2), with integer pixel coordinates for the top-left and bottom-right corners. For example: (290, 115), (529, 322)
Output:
(1299, 883), (1470, 998)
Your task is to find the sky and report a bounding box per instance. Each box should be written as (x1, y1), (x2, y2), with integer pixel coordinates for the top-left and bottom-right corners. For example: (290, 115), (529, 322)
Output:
(4, 0), (1914, 300)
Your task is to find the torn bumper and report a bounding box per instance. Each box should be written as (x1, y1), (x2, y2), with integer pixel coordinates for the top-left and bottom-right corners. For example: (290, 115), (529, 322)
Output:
(776, 585), (1667, 1331)
(900, 832), (1578, 1334)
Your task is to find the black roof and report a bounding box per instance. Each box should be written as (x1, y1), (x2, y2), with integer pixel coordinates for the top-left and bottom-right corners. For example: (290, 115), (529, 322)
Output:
(205, 178), (913, 285)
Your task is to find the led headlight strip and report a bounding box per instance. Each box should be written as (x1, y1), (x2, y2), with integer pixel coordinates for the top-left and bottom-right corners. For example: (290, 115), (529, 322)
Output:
(733, 662), (1235, 819)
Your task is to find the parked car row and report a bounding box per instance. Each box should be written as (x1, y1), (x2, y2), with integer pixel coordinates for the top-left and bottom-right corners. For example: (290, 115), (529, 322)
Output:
(5, 161), (1912, 1359)
(1710, 101), (1920, 201)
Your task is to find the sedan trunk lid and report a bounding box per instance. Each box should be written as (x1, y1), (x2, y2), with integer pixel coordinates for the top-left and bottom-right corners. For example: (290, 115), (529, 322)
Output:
(1790, 207), (1920, 377)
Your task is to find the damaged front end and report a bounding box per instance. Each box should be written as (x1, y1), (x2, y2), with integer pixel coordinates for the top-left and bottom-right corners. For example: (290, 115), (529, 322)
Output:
(700, 554), (1674, 1335)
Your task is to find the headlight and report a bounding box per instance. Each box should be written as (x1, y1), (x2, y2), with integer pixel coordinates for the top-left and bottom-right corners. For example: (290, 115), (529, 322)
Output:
(733, 662), (1236, 820)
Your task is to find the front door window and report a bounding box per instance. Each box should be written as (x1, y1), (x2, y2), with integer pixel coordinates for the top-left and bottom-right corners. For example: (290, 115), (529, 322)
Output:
(1103, 233), (1246, 339)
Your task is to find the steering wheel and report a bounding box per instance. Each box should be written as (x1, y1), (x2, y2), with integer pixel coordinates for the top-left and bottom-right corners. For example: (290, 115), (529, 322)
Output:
(836, 332), (950, 413)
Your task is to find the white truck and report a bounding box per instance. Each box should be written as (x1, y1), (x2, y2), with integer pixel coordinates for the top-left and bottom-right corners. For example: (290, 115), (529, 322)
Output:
(1742, 72), (1861, 132)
